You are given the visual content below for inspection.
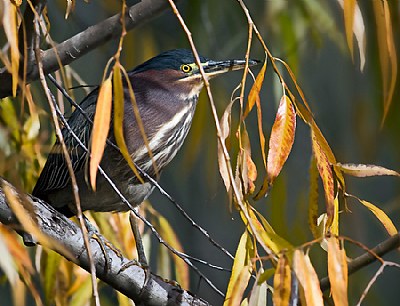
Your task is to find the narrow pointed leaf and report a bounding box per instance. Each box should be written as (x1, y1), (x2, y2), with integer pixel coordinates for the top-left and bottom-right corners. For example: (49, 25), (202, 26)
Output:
(248, 269), (267, 306)
(267, 95), (296, 185)
(224, 231), (252, 306)
(273, 253), (291, 306)
(3, 1), (19, 96)
(336, 163), (400, 177)
(293, 250), (324, 306)
(218, 101), (234, 192)
(353, 195), (398, 236)
(243, 59), (267, 119)
(327, 237), (348, 306)
(311, 130), (335, 232)
(240, 126), (257, 195)
(343, 0), (356, 60)
(89, 76), (112, 190)
(308, 156), (320, 239)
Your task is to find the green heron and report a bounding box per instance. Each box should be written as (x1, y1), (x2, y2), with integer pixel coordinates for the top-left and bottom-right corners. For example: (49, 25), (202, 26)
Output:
(33, 49), (258, 224)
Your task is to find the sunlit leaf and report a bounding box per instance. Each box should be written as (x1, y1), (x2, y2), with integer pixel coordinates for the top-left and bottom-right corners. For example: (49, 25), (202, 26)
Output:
(342, 0), (356, 60)
(273, 253), (291, 306)
(267, 95), (296, 185)
(65, 0), (75, 19)
(244, 60), (266, 119)
(239, 126), (257, 195)
(3, 1), (19, 96)
(308, 156), (320, 239)
(352, 195), (398, 236)
(330, 194), (340, 236)
(311, 130), (335, 232)
(293, 250), (324, 306)
(248, 268), (267, 306)
(327, 237), (348, 306)
(336, 163), (400, 177)
(89, 75), (112, 190)
(218, 100), (235, 193)
(224, 231), (252, 306)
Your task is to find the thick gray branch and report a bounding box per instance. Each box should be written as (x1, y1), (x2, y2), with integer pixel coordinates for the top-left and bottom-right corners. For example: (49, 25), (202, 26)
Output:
(0, 177), (209, 306)
(0, 0), (174, 98)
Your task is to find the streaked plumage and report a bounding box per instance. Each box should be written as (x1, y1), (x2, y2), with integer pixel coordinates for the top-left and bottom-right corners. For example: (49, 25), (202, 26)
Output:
(33, 49), (258, 216)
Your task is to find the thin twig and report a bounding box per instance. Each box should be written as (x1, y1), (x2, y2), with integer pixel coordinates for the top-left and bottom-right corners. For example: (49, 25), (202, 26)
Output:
(33, 17), (101, 306)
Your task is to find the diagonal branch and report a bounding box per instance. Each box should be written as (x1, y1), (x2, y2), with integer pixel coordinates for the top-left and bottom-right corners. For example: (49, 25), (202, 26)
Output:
(0, 0), (176, 98)
(320, 233), (400, 292)
(0, 177), (210, 306)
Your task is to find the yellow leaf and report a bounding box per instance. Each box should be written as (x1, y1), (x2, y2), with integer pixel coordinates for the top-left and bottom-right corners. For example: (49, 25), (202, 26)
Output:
(267, 95), (296, 185)
(343, 0), (356, 60)
(336, 162), (400, 177)
(113, 64), (144, 185)
(330, 195), (340, 236)
(308, 156), (320, 239)
(3, 1), (19, 96)
(240, 207), (292, 255)
(89, 76), (112, 190)
(327, 237), (348, 306)
(311, 130), (335, 232)
(243, 59), (267, 119)
(273, 253), (291, 306)
(224, 231), (252, 306)
(293, 250), (324, 306)
(352, 195), (398, 236)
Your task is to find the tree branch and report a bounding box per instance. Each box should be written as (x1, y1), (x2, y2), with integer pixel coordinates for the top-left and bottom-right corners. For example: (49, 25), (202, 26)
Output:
(320, 233), (400, 292)
(0, 0), (175, 98)
(0, 177), (210, 306)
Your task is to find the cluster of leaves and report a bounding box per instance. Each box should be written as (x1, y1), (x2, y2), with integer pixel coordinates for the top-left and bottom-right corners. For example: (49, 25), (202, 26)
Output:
(219, 1), (399, 305)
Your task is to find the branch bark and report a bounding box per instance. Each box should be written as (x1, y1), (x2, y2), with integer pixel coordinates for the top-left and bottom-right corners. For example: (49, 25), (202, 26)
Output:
(0, 177), (210, 306)
(320, 233), (400, 292)
(0, 0), (174, 98)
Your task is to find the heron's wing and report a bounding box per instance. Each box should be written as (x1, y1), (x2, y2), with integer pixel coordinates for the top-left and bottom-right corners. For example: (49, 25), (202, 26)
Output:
(32, 88), (99, 197)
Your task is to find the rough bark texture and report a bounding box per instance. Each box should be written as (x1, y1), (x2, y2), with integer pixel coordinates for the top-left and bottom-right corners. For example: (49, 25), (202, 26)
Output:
(0, 177), (210, 306)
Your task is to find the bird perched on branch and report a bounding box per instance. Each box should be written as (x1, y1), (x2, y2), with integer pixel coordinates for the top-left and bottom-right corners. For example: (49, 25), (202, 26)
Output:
(32, 49), (259, 260)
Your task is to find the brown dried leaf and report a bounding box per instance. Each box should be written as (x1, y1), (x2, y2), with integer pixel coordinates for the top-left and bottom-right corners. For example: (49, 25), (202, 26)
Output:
(89, 76), (112, 190)
(327, 237), (348, 306)
(240, 126), (257, 195)
(336, 163), (400, 177)
(308, 156), (320, 239)
(273, 253), (291, 306)
(267, 95), (296, 185)
(293, 250), (324, 306)
(218, 101), (234, 192)
(311, 130), (335, 233)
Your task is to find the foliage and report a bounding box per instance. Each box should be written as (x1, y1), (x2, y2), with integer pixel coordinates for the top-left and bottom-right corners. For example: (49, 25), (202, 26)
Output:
(0, 0), (399, 305)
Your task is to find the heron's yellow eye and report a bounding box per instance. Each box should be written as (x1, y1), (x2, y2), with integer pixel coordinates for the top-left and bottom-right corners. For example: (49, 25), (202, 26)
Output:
(180, 64), (193, 73)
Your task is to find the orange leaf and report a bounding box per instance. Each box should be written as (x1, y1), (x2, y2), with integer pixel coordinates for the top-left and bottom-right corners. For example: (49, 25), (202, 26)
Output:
(336, 162), (400, 177)
(327, 237), (348, 306)
(243, 59), (267, 119)
(239, 126), (257, 195)
(267, 95), (296, 185)
(273, 253), (291, 306)
(89, 76), (112, 190)
(3, 1), (19, 96)
(293, 250), (324, 306)
(311, 130), (335, 233)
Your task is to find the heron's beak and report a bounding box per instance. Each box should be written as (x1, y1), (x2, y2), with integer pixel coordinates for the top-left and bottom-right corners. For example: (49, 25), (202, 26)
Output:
(202, 59), (260, 78)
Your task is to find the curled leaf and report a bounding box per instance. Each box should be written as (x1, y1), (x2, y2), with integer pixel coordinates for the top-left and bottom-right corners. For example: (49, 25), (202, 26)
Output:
(243, 59), (267, 119)
(218, 101), (234, 193)
(336, 163), (400, 177)
(89, 76), (112, 190)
